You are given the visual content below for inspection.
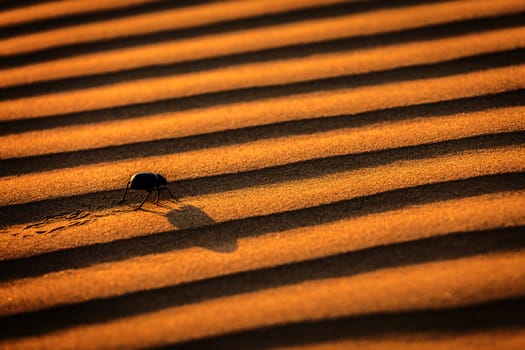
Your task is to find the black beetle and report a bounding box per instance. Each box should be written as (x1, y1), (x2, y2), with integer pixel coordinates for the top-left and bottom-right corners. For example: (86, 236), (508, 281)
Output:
(119, 172), (177, 210)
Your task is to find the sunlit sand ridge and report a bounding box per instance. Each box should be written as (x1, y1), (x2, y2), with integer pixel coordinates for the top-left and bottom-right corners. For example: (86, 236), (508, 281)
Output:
(0, 0), (524, 348)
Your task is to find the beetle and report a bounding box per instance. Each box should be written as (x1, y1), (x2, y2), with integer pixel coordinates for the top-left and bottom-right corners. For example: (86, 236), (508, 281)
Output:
(119, 172), (177, 210)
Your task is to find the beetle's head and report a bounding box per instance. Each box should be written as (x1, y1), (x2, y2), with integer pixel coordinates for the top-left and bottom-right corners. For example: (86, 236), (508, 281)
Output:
(156, 174), (168, 186)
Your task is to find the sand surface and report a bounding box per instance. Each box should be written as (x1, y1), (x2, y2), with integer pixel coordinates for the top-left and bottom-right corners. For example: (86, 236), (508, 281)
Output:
(0, 0), (524, 349)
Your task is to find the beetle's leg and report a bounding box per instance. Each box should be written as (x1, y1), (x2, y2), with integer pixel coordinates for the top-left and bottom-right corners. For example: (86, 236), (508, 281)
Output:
(118, 181), (130, 204)
(135, 191), (151, 210)
(156, 187), (161, 205)
(164, 187), (179, 202)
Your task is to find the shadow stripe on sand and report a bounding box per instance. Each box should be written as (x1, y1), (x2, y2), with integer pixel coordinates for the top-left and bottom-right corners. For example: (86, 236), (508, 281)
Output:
(0, 132), (523, 226)
(0, 0), (48, 12)
(173, 297), (525, 350)
(0, 225), (523, 340)
(1, 91), (524, 177)
(2, 12), (525, 99)
(0, 0), (452, 68)
(0, 0), (214, 39)
(0, 172), (523, 282)
(2, 47), (524, 132)
(0, 0), (386, 41)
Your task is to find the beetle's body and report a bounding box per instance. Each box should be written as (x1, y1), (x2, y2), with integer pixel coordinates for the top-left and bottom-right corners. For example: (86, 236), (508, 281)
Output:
(130, 172), (167, 191)
(119, 172), (176, 209)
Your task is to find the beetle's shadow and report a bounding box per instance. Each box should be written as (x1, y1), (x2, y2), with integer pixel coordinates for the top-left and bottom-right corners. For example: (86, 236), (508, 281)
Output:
(143, 201), (237, 253)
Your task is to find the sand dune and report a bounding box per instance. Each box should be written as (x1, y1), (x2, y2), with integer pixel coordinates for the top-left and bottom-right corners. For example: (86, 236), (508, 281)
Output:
(2, 67), (525, 156)
(3, 251), (525, 349)
(1, 0), (524, 349)
(2, 26), (525, 120)
(0, 0), (158, 29)
(2, 0), (525, 87)
(0, 0), (350, 56)
(2, 191), (524, 317)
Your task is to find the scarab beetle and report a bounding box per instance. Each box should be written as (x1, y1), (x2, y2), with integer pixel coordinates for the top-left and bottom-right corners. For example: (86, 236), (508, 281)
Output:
(119, 172), (177, 210)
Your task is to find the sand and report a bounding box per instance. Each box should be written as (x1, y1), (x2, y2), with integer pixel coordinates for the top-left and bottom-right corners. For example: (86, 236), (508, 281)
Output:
(0, 0), (524, 349)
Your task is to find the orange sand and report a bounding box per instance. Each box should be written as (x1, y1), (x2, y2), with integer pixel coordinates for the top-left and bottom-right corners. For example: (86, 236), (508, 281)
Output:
(0, 0), (157, 29)
(0, 0), (349, 56)
(1, 0), (524, 349)
(2, 26), (525, 120)
(2, 0), (524, 88)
